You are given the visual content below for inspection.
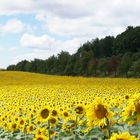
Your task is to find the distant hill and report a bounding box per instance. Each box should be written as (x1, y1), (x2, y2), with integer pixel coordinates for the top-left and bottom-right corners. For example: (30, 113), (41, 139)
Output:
(7, 26), (140, 77)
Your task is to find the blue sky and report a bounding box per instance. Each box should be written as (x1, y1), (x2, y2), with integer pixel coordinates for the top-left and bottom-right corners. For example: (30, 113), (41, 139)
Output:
(0, 0), (140, 68)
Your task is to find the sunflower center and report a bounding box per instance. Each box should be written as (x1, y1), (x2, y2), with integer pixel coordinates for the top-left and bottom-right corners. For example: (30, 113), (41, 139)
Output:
(135, 102), (140, 114)
(37, 137), (44, 140)
(37, 121), (41, 125)
(4, 123), (7, 127)
(50, 118), (56, 124)
(15, 118), (18, 121)
(20, 120), (24, 125)
(129, 110), (133, 116)
(12, 123), (17, 129)
(37, 130), (41, 135)
(75, 106), (84, 114)
(125, 95), (129, 99)
(50, 130), (55, 135)
(95, 104), (107, 119)
(29, 126), (33, 131)
(64, 112), (68, 117)
(52, 110), (58, 116)
(40, 109), (49, 119)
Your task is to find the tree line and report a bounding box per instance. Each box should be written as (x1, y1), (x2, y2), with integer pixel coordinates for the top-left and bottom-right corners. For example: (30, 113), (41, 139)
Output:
(7, 26), (140, 77)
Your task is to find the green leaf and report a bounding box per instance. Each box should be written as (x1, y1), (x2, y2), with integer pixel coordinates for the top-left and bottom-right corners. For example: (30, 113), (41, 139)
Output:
(125, 113), (139, 123)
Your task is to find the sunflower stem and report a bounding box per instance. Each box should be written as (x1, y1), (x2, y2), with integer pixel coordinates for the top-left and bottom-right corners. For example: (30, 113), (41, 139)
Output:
(24, 126), (26, 140)
(106, 118), (111, 139)
(74, 116), (78, 140)
(48, 120), (51, 140)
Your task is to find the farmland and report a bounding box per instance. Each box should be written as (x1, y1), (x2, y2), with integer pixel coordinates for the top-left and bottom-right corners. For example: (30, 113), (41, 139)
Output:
(0, 71), (140, 140)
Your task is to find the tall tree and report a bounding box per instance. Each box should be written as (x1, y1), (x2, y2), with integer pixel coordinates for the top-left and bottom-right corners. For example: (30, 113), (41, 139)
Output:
(118, 53), (132, 76)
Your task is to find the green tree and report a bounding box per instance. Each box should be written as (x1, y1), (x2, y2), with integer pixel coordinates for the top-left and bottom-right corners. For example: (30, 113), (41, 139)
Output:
(100, 36), (114, 57)
(57, 51), (71, 75)
(46, 55), (57, 74)
(15, 60), (28, 71)
(107, 55), (120, 76)
(130, 59), (140, 77)
(98, 58), (108, 76)
(7, 65), (15, 71)
(88, 59), (98, 76)
(118, 53), (132, 76)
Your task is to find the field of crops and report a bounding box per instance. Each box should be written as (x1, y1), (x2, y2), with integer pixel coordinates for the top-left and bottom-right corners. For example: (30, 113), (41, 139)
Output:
(0, 71), (140, 140)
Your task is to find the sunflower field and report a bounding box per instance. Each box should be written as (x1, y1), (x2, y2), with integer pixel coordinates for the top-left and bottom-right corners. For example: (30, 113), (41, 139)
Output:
(0, 71), (140, 140)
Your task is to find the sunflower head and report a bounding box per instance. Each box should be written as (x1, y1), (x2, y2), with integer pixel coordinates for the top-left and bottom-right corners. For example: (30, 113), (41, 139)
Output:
(74, 105), (85, 115)
(63, 111), (69, 117)
(33, 135), (48, 140)
(134, 100), (140, 114)
(49, 130), (56, 138)
(88, 98), (110, 119)
(94, 104), (107, 119)
(123, 99), (140, 124)
(49, 117), (58, 127)
(39, 107), (50, 121)
(110, 132), (136, 140)
(87, 98), (112, 127)
(51, 109), (58, 117)
(9, 122), (18, 131)
(125, 95), (129, 100)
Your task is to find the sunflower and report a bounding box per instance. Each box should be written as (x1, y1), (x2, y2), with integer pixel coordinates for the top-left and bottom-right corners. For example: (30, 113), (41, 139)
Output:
(122, 101), (135, 124)
(87, 98), (112, 127)
(34, 128), (43, 136)
(49, 117), (58, 127)
(125, 95), (130, 100)
(134, 100), (140, 114)
(122, 99), (140, 124)
(27, 124), (34, 133)
(13, 116), (20, 122)
(18, 117), (26, 128)
(39, 107), (50, 121)
(35, 118), (42, 127)
(34, 127), (48, 137)
(74, 104), (85, 116)
(63, 111), (69, 118)
(9, 122), (18, 131)
(33, 134), (49, 140)
(3, 122), (8, 129)
(110, 132), (136, 140)
(51, 109), (58, 117)
(49, 130), (56, 138)
(62, 120), (76, 133)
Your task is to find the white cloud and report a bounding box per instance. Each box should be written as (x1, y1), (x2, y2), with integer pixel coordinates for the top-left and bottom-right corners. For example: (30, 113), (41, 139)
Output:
(0, 0), (140, 38)
(20, 34), (55, 49)
(1, 0), (140, 68)
(0, 19), (25, 34)
(33, 0), (140, 39)
(0, 0), (92, 17)
(0, 0), (44, 15)
(0, 0), (140, 20)
(43, 14), (127, 39)
(20, 33), (84, 54)
(35, 13), (46, 22)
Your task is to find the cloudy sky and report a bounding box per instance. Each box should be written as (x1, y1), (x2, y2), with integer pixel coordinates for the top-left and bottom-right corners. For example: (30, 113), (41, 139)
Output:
(0, 0), (140, 68)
